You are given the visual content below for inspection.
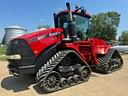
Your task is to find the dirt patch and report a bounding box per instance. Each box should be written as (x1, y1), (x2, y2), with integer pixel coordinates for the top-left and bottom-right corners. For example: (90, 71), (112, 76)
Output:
(0, 55), (128, 96)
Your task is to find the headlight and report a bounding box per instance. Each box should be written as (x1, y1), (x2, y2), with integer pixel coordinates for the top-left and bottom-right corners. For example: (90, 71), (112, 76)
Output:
(6, 54), (21, 60)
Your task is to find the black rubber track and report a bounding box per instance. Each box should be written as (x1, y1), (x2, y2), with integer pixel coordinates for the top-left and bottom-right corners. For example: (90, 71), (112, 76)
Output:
(36, 50), (91, 93)
(96, 48), (123, 74)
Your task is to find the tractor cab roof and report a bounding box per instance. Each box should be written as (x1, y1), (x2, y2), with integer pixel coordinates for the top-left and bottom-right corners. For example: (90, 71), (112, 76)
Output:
(56, 10), (91, 19)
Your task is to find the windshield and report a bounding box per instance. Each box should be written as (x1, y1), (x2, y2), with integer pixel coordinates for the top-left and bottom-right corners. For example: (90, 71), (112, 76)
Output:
(57, 14), (89, 40)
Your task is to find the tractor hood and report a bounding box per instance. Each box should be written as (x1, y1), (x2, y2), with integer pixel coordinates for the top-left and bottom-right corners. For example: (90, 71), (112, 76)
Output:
(9, 28), (64, 56)
(16, 28), (63, 42)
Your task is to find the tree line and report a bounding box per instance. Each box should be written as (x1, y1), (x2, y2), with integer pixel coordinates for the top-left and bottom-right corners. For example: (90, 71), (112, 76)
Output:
(88, 11), (128, 45)
(119, 31), (128, 45)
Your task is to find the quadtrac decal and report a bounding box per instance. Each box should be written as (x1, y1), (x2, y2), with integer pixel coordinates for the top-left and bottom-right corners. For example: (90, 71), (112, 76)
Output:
(29, 32), (62, 43)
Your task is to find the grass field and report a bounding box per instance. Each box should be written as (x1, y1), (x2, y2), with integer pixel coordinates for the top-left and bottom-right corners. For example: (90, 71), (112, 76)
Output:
(0, 48), (6, 55)
(0, 48), (6, 61)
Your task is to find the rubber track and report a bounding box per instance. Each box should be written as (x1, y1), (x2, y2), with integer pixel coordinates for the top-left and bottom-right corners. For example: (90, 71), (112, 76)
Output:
(36, 50), (91, 92)
(37, 50), (66, 82)
(98, 48), (115, 64)
(97, 48), (123, 73)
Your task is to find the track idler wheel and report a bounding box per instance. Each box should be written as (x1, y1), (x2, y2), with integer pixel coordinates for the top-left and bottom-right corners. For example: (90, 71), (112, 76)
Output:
(60, 78), (68, 87)
(67, 76), (75, 85)
(79, 66), (91, 81)
(73, 75), (81, 83)
(39, 71), (60, 92)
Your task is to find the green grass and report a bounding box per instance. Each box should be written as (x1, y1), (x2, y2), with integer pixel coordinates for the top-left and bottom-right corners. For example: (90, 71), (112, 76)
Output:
(0, 56), (7, 61)
(0, 48), (6, 61)
(0, 48), (6, 55)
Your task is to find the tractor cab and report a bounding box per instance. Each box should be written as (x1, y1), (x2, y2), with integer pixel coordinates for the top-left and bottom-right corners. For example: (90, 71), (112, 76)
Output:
(54, 5), (91, 40)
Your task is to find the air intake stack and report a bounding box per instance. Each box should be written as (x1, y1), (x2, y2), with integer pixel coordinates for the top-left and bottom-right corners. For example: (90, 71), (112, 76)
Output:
(66, 2), (77, 41)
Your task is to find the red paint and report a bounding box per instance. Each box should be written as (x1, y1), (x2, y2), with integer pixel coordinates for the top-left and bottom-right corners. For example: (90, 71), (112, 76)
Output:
(12, 10), (111, 66)
(17, 28), (64, 56)
(57, 38), (111, 65)
(14, 27), (111, 65)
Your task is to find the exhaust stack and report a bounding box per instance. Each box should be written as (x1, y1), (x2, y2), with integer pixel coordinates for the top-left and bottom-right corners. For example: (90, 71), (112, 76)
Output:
(66, 2), (77, 41)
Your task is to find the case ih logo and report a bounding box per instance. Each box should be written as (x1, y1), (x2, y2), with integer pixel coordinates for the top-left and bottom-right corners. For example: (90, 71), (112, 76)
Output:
(49, 32), (61, 37)
(29, 32), (61, 43)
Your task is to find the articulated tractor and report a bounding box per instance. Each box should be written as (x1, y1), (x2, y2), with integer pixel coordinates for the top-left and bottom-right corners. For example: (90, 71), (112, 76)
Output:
(6, 2), (123, 92)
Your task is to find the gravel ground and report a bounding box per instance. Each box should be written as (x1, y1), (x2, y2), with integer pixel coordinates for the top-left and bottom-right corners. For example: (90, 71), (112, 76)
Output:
(0, 55), (128, 96)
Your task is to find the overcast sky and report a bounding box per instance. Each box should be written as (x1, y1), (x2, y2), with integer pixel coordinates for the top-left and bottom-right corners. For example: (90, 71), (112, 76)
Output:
(0, 0), (128, 40)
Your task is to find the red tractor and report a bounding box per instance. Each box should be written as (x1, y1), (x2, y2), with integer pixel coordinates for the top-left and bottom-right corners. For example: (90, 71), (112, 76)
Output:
(6, 2), (123, 92)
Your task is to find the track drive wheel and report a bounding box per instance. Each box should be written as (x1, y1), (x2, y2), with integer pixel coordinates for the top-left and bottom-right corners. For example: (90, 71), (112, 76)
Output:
(39, 71), (60, 92)
(79, 66), (91, 81)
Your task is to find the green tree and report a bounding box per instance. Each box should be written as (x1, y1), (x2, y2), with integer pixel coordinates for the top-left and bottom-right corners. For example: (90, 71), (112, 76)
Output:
(119, 31), (128, 45)
(88, 11), (120, 40)
(37, 25), (50, 30)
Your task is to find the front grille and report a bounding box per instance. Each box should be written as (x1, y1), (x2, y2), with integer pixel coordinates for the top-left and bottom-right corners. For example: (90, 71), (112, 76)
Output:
(6, 39), (36, 68)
